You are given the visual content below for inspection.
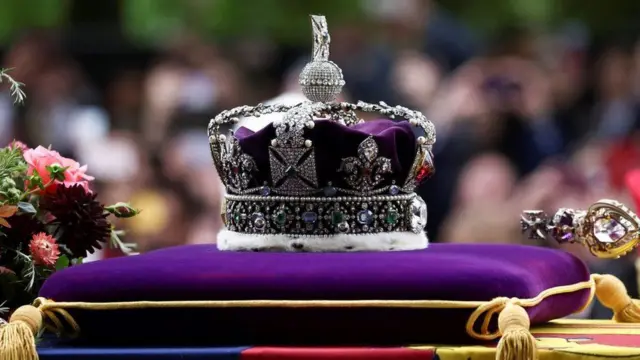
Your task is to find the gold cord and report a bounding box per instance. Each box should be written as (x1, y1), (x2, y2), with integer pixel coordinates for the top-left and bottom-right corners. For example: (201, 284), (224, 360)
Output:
(465, 278), (594, 340)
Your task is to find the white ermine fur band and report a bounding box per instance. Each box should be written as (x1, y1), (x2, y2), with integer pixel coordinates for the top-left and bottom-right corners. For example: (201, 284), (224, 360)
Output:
(217, 229), (428, 252)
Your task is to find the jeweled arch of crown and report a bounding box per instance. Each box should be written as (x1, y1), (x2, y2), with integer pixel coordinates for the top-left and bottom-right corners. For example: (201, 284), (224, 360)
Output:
(207, 15), (436, 252)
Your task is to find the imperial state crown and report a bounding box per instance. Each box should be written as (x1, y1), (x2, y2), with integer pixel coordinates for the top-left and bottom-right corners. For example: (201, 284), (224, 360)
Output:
(208, 15), (436, 252)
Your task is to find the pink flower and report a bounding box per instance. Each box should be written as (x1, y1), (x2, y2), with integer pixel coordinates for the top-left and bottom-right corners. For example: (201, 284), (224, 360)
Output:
(8, 140), (28, 153)
(29, 232), (60, 268)
(23, 146), (94, 194)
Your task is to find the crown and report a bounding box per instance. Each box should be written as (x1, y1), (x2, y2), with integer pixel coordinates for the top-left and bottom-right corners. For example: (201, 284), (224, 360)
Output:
(208, 15), (436, 252)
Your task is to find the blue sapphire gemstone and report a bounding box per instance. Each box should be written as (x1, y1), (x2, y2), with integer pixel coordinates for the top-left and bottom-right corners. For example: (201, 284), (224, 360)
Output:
(389, 185), (400, 195)
(260, 186), (271, 196)
(302, 211), (318, 223)
(323, 186), (337, 196)
(357, 210), (373, 225)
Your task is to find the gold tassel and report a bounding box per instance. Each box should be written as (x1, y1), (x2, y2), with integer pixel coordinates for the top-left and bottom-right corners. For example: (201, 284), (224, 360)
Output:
(593, 274), (640, 322)
(0, 305), (42, 360)
(495, 302), (537, 360)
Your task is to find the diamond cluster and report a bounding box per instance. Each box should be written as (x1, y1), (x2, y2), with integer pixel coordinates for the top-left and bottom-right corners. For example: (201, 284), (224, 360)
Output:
(269, 146), (318, 196)
(299, 61), (345, 102)
(338, 137), (393, 195)
(220, 137), (256, 192)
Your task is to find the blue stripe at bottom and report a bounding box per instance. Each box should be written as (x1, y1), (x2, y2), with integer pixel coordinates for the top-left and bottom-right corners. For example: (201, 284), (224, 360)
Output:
(38, 345), (249, 360)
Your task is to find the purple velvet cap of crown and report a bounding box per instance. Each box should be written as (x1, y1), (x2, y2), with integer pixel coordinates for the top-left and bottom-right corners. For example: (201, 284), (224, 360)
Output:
(234, 119), (417, 191)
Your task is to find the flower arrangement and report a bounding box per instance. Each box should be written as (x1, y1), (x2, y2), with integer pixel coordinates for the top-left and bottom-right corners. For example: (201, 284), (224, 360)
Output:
(0, 68), (138, 320)
(0, 142), (139, 319)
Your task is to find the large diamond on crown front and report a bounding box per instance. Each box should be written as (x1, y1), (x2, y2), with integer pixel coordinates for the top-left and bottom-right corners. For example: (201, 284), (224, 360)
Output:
(339, 137), (392, 193)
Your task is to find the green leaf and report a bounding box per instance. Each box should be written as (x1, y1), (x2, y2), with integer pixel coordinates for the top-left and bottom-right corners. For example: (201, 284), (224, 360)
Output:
(44, 164), (67, 182)
(0, 145), (27, 180)
(27, 170), (43, 190)
(55, 255), (70, 270)
(71, 257), (83, 265)
(17, 201), (36, 214)
(15, 251), (36, 291)
(105, 202), (140, 218)
(0, 68), (26, 104)
(109, 230), (139, 255)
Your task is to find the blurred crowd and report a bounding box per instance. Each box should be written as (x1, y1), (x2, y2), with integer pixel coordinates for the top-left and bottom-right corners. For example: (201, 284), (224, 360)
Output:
(1, 0), (640, 280)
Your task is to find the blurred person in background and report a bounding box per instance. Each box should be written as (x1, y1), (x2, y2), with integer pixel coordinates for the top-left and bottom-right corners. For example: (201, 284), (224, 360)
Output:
(418, 25), (559, 241)
(141, 34), (245, 148)
(590, 45), (640, 141)
(4, 31), (106, 157)
(105, 70), (145, 132)
(439, 153), (521, 244)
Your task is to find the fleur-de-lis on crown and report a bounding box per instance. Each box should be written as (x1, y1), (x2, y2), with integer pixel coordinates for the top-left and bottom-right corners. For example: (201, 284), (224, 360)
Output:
(339, 137), (392, 192)
(222, 136), (256, 192)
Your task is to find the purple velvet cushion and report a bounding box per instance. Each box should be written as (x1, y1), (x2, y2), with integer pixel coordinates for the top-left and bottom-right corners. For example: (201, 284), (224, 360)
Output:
(40, 243), (590, 346)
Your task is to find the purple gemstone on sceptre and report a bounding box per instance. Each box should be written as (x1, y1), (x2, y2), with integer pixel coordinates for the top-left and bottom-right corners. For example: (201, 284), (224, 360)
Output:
(551, 210), (576, 243)
(561, 232), (574, 242)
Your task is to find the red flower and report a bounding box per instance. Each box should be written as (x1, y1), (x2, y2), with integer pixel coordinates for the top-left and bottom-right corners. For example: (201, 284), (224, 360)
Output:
(28, 232), (60, 268)
(39, 185), (110, 257)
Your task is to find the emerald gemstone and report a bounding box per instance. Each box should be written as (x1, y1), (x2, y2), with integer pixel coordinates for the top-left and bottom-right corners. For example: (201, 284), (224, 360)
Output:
(233, 212), (241, 222)
(385, 210), (399, 225)
(275, 210), (287, 226)
(331, 211), (344, 225)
